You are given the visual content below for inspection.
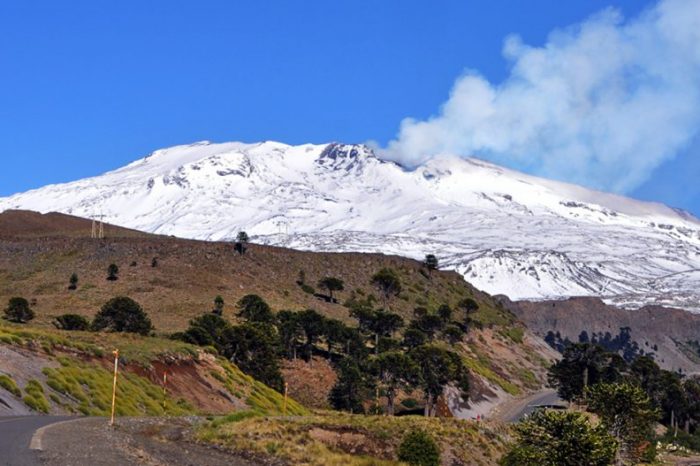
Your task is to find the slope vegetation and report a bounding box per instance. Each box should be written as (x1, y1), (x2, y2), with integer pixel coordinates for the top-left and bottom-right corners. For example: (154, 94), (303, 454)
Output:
(0, 210), (556, 416)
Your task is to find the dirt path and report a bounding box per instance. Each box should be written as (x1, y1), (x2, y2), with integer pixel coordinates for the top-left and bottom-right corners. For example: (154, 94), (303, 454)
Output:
(37, 417), (276, 466)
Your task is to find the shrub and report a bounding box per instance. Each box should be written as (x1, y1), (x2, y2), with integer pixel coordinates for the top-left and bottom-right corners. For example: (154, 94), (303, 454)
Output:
(92, 297), (153, 335)
(3, 297), (34, 323)
(213, 295), (225, 316)
(68, 273), (78, 290)
(53, 314), (90, 331)
(397, 429), (440, 466)
(401, 398), (418, 409)
(23, 379), (49, 413)
(0, 375), (21, 397)
(501, 409), (617, 466)
(300, 283), (315, 295)
(107, 263), (119, 281)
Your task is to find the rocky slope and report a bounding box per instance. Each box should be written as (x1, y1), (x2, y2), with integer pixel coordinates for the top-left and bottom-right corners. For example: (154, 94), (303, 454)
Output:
(504, 296), (700, 373)
(1, 141), (699, 310)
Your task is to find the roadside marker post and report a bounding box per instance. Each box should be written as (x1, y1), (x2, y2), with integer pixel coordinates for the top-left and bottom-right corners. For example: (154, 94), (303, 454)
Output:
(110, 349), (119, 426)
(162, 370), (168, 414)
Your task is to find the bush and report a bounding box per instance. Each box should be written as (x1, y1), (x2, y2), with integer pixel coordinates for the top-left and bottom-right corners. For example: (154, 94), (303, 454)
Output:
(92, 297), (153, 335)
(53, 314), (90, 331)
(397, 429), (440, 466)
(3, 297), (34, 323)
(68, 273), (78, 290)
(0, 375), (21, 397)
(23, 379), (49, 413)
(501, 409), (617, 466)
(300, 283), (315, 295)
(106, 263), (119, 281)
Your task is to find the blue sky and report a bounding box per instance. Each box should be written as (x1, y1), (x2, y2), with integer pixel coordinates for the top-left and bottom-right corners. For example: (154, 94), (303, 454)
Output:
(1, 0), (697, 213)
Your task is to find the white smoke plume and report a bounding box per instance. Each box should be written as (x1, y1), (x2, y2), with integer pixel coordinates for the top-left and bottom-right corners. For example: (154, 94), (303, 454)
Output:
(382, 0), (700, 193)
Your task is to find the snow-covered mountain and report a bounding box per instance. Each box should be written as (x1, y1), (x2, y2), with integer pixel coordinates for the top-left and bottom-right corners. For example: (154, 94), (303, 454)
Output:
(3, 140), (700, 310)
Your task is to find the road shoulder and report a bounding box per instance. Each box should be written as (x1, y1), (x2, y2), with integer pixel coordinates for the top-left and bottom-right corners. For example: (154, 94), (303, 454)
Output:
(37, 417), (269, 466)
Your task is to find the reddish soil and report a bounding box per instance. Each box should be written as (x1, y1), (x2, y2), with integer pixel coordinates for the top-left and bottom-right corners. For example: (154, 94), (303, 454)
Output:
(281, 357), (337, 409)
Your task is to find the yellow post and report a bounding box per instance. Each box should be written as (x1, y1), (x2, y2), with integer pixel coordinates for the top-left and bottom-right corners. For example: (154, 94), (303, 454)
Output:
(109, 349), (119, 426)
(162, 370), (167, 414)
(283, 382), (288, 416)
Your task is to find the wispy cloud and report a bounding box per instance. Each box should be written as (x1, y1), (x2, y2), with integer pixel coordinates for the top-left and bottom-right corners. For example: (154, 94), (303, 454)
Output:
(381, 0), (700, 193)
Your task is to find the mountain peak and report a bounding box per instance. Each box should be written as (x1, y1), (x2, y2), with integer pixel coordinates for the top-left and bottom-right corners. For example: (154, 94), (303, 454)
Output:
(316, 143), (378, 171)
(2, 139), (700, 310)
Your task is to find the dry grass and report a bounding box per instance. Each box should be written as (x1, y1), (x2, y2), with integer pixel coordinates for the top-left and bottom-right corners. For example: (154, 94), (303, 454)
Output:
(197, 411), (511, 466)
(0, 212), (510, 333)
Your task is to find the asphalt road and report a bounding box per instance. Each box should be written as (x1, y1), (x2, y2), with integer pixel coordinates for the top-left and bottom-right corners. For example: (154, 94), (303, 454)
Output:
(0, 416), (73, 466)
(491, 389), (566, 422)
(510, 390), (565, 421)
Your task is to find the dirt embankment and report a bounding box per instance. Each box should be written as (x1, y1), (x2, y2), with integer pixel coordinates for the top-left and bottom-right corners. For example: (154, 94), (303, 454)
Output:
(0, 337), (285, 416)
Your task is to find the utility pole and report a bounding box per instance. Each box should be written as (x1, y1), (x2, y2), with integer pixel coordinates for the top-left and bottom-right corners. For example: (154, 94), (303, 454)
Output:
(91, 214), (106, 239)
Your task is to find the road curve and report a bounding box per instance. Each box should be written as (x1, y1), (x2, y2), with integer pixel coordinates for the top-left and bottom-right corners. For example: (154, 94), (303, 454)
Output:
(0, 416), (73, 466)
(490, 389), (566, 422)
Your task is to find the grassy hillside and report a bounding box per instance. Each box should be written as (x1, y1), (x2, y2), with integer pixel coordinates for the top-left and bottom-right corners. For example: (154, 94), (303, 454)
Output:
(0, 210), (556, 416)
(0, 210), (510, 332)
(0, 321), (306, 416)
(197, 411), (511, 466)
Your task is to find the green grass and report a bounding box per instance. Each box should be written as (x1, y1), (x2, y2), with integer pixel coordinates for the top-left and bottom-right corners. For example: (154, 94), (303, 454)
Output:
(218, 362), (307, 416)
(500, 326), (525, 344)
(23, 379), (49, 413)
(42, 357), (194, 416)
(0, 322), (201, 366)
(463, 354), (520, 396)
(0, 374), (21, 397)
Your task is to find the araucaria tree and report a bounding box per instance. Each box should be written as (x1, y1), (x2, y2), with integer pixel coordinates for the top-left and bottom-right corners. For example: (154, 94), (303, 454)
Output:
(371, 351), (419, 415)
(213, 295), (225, 316)
(457, 298), (479, 330)
(548, 342), (624, 401)
(371, 268), (402, 309)
(501, 409), (617, 466)
(423, 254), (439, 276)
(234, 231), (249, 255)
(329, 358), (370, 413)
(220, 323), (284, 392)
(367, 310), (404, 355)
(317, 277), (344, 302)
(297, 309), (326, 362)
(236, 294), (274, 323)
(277, 310), (303, 360)
(106, 263), (119, 281)
(3, 297), (34, 323)
(586, 382), (658, 464)
(411, 344), (469, 417)
(68, 273), (78, 290)
(92, 296), (153, 335)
